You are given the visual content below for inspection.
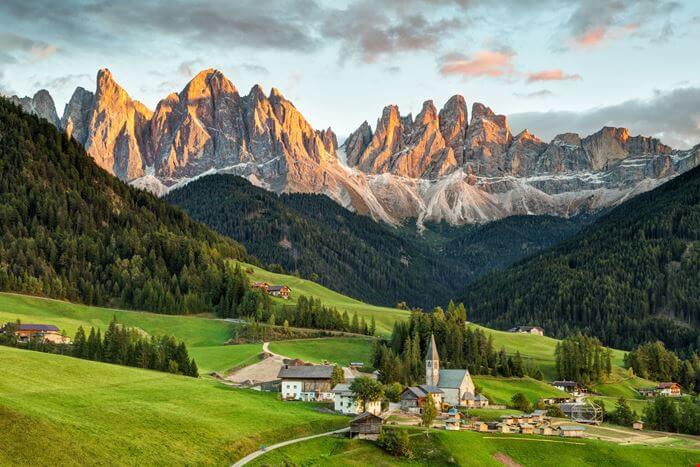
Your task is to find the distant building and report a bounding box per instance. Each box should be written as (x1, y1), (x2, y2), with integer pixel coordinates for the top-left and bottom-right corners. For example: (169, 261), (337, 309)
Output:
(559, 426), (586, 438)
(12, 324), (70, 344)
(540, 425), (554, 436)
(507, 326), (544, 336)
(519, 423), (534, 435)
(252, 282), (291, 299)
(551, 381), (583, 394)
(425, 334), (476, 407)
(633, 420), (644, 431)
(278, 364), (335, 401)
(639, 382), (682, 398)
(400, 385), (443, 414)
(332, 383), (381, 415)
(445, 410), (461, 431)
(349, 412), (383, 440)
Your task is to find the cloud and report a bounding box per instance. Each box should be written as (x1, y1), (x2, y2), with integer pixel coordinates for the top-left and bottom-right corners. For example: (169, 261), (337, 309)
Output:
(439, 49), (516, 78)
(0, 32), (57, 63)
(516, 89), (554, 99)
(239, 63), (269, 75)
(509, 87), (700, 149)
(32, 73), (90, 90)
(527, 69), (581, 83)
(322, 1), (463, 63)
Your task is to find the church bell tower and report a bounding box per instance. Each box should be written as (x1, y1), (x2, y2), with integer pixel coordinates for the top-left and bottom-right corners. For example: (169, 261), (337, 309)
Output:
(425, 334), (440, 386)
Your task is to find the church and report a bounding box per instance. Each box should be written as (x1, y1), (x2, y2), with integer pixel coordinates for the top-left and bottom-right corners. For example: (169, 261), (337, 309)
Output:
(425, 334), (477, 407)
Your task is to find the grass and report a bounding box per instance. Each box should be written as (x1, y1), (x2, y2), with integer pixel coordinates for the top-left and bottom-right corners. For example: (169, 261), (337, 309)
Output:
(236, 261), (409, 336)
(462, 408), (525, 421)
(0, 292), (260, 374)
(0, 346), (346, 465)
(473, 376), (568, 405)
(268, 337), (376, 367)
(250, 430), (700, 466)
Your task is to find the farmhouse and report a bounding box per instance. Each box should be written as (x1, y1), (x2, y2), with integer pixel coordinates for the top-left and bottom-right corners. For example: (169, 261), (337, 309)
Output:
(10, 324), (70, 344)
(349, 412), (383, 440)
(251, 282), (292, 299)
(633, 420), (644, 430)
(332, 383), (381, 415)
(639, 382), (682, 398)
(277, 364), (334, 401)
(551, 380), (583, 394)
(400, 385), (443, 413)
(507, 326), (544, 336)
(425, 334), (476, 407)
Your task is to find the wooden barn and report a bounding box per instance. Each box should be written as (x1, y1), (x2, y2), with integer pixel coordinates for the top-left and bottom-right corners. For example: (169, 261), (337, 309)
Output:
(349, 412), (383, 440)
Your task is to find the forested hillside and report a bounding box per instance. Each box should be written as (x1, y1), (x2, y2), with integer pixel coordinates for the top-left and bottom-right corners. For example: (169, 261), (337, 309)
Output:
(0, 98), (250, 315)
(463, 161), (700, 355)
(166, 175), (591, 308)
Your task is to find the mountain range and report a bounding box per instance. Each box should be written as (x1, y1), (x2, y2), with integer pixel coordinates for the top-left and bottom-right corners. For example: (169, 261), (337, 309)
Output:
(10, 68), (700, 227)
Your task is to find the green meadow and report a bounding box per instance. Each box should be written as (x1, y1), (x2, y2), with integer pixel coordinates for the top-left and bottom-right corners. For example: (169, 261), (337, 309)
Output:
(0, 292), (260, 373)
(0, 346), (345, 466)
(268, 337), (376, 367)
(250, 429), (700, 466)
(473, 376), (568, 405)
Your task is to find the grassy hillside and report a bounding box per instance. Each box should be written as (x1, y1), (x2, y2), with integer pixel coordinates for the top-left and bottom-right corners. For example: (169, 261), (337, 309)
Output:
(0, 346), (345, 465)
(473, 376), (567, 405)
(0, 293), (260, 373)
(250, 429), (700, 466)
(269, 337), (375, 367)
(235, 261), (409, 336)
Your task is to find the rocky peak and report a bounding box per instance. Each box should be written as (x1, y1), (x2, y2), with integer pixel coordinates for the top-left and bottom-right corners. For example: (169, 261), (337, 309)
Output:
(506, 129), (547, 176)
(316, 127), (338, 155)
(8, 89), (60, 127)
(61, 86), (95, 144)
(415, 100), (438, 126)
(344, 121), (373, 166)
(464, 102), (512, 175)
(438, 95), (468, 164)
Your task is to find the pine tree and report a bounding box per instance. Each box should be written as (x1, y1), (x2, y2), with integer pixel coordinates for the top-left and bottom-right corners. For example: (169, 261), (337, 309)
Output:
(72, 326), (86, 358)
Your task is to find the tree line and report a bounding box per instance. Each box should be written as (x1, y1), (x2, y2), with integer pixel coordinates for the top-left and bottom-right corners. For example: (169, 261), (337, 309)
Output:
(372, 303), (543, 385)
(555, 333), (612, 384)
(624, 341), (700, 392)
(0, 316), (198, 377)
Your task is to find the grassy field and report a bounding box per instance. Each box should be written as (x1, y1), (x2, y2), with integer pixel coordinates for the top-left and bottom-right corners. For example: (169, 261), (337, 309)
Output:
(236, 261), (409, 336)
(0, 346), (345, 465)
(473, 376), (568, 405)
(269, 337), (376, 367)
(0, 293), (260, 373)
(461, 408), (524, 421)
(251, 429), (700, 466)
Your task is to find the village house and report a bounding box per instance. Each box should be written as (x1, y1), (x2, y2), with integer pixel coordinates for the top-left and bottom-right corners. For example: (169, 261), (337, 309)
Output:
(639, 382), (682, 398)
(539, 425), (554, 436)
(445, 409), (461, 431)
(507, 326), (544, 336)
(559, 426), (586, 438)
(425, 334), (476, 407)
(551, 380), (583, 395)
(474, 421), (489, 432)
(252, 282), (292, 299)
(277, 364), (335, 402)
(332, 383), (381, 415)
(11, 324), (71, 344)
(400, 385), (443, 414)
(349, 412), (383, 440)
(462, 392), (490, 408)
(519, 423), (534, 435)
(633, 420), (644, 431)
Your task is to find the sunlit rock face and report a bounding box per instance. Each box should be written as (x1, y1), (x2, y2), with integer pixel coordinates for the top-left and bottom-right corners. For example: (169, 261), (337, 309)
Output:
(12, 69), (700, 226)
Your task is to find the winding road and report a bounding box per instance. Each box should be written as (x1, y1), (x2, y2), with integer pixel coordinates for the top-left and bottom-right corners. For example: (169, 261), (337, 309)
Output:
(231, 427), (349, 466)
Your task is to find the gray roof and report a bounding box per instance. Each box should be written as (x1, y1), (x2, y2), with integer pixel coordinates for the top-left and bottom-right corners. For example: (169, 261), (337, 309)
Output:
(267, 285), (290, 292)
(332, 383), (352, 393)
(462, 392), (474, 400)
(418, 384), (444, 394)
(16, 324), (59, 332)
(426, 334), (439, 361)
(474, 394), (488, 401)
(438, 369), (469, 388)
(560, 426), (586, 431)
(403, 386), (426, 399)
(278, 365), (334, 379)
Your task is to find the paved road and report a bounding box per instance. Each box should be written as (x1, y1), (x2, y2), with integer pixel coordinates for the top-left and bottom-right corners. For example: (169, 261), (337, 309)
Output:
(231, 427), (349, 466)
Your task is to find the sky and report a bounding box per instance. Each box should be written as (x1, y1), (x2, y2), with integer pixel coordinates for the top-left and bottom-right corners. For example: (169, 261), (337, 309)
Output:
(1, 0), (699, 148)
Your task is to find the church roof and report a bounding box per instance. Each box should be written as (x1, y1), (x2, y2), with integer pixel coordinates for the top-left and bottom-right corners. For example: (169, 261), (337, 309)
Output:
(426, 334), (439, 361)
(438, 369), (469, 388)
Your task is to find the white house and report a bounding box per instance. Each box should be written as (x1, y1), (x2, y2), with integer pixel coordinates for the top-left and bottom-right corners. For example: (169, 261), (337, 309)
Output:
(425, 334), (476, 407)
(277, 365), (335, 402)
(332, 383), (381, 415)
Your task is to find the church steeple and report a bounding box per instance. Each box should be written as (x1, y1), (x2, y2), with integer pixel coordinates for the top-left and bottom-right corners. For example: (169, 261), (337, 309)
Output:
(425, 334), (440, 386)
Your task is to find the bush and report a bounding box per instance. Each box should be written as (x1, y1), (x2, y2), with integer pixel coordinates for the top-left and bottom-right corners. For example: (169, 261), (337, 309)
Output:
(510, 392), (532, 412)
(377, 428), (413, 459)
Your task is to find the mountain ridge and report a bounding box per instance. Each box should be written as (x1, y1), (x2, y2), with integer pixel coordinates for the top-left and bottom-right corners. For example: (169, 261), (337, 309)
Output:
(8, 68), (699, 227)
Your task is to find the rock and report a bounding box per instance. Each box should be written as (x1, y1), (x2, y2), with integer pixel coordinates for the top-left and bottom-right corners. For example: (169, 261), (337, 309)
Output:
(8, 90), (60, 127)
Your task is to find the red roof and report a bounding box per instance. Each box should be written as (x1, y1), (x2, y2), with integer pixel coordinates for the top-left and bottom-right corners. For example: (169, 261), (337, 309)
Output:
(657, 382), (680, 389)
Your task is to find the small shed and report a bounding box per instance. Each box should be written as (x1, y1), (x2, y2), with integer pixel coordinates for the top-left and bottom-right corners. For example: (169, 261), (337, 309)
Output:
(539, 425), (553, 436)
(349, 412), (383, 440)
(445, 417), (461, 431)
(633, 420), (644, 431)
(559, 426), (586, 438)
(474, 421), (489, 432)
(497, 423), (511, 434)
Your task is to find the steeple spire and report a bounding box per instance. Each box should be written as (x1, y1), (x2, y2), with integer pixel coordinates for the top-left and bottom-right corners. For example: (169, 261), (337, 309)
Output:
(425, 334), (440, 386)
(426, 333), (439, 362)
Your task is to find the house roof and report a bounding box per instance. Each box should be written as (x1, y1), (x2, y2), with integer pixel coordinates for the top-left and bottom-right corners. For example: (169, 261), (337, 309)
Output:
(403, 386), (426, 399)
(16, 324), (59, 332)
(267, 285), (290, 292)
(332, 383), (352, 393)
(462, 392), (474, 400)
(426, 334), (439, 361)
(559, 426), (586, 431)
(438, 369), (469, 388)
(474, 394), (488, 401)
(508, 326), (543, 332)
(350, 412), (382, 423)
(278, 365), (334, 379)
(531, 410), (546, 416)
(551, 381), (578, 387)
(418, 384), (444, 394)
(657, 382), (679, 389)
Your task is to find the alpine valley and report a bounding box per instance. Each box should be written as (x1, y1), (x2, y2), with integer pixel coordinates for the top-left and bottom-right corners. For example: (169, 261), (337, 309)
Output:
(11, 68), (700, 228)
